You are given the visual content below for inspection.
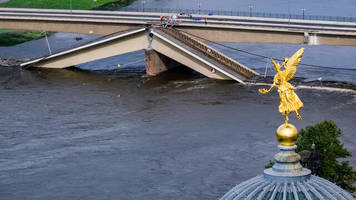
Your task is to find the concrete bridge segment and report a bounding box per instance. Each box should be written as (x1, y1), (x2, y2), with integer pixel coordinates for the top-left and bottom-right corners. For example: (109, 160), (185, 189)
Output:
(21, 28), (148, 69)
(1, 8), (356, 46)
(21, 27), (259, 83)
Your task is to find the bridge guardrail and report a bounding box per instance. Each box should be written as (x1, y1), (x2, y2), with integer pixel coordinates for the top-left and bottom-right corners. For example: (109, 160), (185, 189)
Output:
(0, 3), (355, 23)
(119, 7), (356, 23)
(160, 28), (258, 78)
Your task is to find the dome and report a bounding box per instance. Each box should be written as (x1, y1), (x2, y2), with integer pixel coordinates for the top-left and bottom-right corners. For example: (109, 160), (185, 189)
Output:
(221, 175), (353, 200)
(220, 145), (354, 200)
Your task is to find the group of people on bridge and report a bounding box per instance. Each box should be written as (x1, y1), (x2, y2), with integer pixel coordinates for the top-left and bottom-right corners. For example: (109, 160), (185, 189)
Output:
(159, 13), (208, 28)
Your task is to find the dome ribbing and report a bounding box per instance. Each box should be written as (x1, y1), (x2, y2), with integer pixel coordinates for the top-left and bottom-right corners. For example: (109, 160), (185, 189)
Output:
(220, 145), (354, 200)
(221, 175), (353, 200)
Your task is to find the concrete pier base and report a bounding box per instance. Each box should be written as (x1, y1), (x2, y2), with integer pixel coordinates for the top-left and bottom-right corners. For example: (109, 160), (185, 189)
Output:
(145, 49), (181, 76)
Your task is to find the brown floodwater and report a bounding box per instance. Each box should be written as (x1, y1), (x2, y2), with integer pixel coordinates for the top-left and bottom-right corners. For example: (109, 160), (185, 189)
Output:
(0, 66), (355, 199)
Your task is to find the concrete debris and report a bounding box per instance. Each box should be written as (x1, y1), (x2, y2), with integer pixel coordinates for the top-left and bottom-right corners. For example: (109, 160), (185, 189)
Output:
(0, 58), (22, 67)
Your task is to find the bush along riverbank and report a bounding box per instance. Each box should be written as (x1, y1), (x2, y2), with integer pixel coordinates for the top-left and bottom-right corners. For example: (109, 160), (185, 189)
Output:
(94, 0), (135, 10)
(0, 0), (134, 46)
(0, 29), (52, 46)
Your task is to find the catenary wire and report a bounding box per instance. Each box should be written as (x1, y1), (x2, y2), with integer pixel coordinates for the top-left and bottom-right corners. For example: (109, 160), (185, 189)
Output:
(177, 29), (356, 71)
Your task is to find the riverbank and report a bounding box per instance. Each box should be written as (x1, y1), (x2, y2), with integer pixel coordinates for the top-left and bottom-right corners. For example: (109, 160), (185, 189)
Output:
(0, 29), (52, 46)
(0, 0), (125, 10)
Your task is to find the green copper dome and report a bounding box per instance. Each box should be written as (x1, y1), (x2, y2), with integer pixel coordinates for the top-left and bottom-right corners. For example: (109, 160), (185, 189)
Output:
(220, 145), (354, 200)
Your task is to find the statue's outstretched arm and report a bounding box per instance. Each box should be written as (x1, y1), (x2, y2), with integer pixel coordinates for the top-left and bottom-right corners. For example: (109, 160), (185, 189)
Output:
(259, 83), (276, 94)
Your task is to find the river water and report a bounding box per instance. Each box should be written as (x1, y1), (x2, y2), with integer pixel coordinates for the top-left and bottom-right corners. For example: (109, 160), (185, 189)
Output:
(0, 0), (356, 199)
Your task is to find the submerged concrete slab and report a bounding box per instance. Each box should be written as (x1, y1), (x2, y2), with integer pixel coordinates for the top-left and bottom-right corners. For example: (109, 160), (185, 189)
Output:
(21, 27), (259, 82)
(21, 28), (147, 69)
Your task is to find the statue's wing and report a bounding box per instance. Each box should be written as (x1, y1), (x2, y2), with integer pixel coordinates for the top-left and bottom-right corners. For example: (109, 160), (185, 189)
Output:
(284, 48), (304, 81)
(271, 58), (281, 72)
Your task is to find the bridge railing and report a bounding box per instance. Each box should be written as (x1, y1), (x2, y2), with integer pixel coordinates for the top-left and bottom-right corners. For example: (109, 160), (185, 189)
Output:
(160, 28), (257, 78)
(1, 1), (355, 23)
(119, 7), (356, 23)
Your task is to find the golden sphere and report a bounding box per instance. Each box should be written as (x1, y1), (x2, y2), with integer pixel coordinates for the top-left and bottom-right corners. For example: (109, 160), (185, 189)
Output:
(276, 123), (298, 146)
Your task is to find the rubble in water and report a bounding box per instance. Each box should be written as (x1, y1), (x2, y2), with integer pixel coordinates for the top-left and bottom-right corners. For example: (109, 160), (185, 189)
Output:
(0, 58), (22, 67)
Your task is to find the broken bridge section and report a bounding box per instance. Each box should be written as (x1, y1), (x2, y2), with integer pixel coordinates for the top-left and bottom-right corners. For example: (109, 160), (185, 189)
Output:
(148, 28), (259, 83)
(20, 28), (148, 69)
(21, 26), (259, 83)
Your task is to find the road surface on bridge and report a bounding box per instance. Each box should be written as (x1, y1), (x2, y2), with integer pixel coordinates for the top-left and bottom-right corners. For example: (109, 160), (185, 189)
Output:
(0, 8), (356, 46)
(1, 8), (356, 31)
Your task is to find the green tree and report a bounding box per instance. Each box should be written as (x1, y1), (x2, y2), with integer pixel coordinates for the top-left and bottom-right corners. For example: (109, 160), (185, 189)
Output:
(296, 120), (356, 193)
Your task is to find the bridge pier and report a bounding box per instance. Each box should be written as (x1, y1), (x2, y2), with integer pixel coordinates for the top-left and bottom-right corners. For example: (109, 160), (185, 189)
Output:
(145, 49), (181, 76)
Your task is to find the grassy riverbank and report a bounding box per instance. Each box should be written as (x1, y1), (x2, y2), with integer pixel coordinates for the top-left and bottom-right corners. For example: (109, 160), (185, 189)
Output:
(0, 0), (134, 46)
(0, 29), (51, 46)
(0, 0), (125, 10)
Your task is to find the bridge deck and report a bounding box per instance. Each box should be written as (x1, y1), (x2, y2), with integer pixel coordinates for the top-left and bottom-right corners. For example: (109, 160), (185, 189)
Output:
(1, 8), (356, 46)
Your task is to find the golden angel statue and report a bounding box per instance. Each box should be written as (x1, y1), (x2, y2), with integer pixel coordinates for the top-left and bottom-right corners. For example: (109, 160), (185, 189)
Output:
(259, 48), (305, 124)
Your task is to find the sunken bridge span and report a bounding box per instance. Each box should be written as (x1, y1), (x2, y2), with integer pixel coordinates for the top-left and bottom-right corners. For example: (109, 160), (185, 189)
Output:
(21, 27), (259, 83)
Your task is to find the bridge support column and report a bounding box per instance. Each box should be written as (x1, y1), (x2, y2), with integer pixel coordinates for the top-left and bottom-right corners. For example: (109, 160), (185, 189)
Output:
(145, 49), (181, 76)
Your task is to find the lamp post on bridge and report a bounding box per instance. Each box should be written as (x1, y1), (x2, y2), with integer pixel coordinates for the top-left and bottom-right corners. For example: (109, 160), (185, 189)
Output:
(142, 0), (146, 12)
(70, 0), (72, 13)
(301, 8), (306, 20)
(248, 5), (254, 17)
(198, 0), (201, 14)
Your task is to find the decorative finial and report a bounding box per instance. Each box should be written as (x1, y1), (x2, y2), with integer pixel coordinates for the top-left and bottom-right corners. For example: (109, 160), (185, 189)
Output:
(259, 48), (305, 145)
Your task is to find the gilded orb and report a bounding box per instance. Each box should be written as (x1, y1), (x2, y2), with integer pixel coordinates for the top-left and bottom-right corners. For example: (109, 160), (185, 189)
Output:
(276, 123), (298, 146)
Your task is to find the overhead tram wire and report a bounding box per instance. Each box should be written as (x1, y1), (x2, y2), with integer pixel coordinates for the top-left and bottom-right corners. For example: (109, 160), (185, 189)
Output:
(177, 29), (356, 71)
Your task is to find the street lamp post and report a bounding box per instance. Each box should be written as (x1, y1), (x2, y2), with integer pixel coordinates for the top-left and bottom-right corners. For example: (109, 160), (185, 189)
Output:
(248, 5), (254, 17)
(301, 8), (306, 20)
(142, 0), (146, 12)
(287, 0), (291, 23)
(198, 0), (201, 14)
(70, 0), (72, 13)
